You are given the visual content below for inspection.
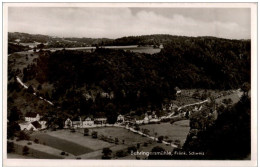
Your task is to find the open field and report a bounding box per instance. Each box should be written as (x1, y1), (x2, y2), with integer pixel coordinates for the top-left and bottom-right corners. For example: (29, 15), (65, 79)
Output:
(7, 153), (35, 159)
(30, 132), (93, 156)
(123, 46), (161, 54)
(10, 125), (187, 159)
(85, 127), (151, 146)
(172, 96), (201, 106)
(140, 121), (190, 145)
(40, 45), (161, 54)
(47, 130), (113, 150)
(9, 139), (69, 159)
(215, 91), (241, 104)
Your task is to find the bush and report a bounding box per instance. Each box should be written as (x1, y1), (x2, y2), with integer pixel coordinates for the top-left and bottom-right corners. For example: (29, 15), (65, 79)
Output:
(92, 131), (98, 138)
(143, 142), (148, 147)
(7, 141), (14, 153)
(102, 148), (112, 159)
(22, 146), (29, 155)
(157, 136), (164, 143)
(18, 131), (30, 141)
(116, 150), (128, 157)
(115, 138), (119, 145)
(27, 142), (32, 145)
(34, 138), (39, 143)
(84, 128), (89, 136)
(61, 151), (66, 155)
(127, 146), (137, 154)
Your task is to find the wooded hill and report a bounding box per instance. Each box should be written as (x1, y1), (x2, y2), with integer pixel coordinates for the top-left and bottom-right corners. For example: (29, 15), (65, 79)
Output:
(14, 35), (250, 120)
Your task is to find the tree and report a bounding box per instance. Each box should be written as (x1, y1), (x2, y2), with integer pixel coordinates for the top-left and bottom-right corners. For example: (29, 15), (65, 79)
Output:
(27, 85), (34, 93)
(105, 103), (117, 124)
(17, 131), (30, 141)
(116, 150), (127, 157)
(37, 84), (42, 91)
(134, 124), (140, 131)
(7, 141), (14, 153)
(7, 122), (20, 139)
(185, 111), (190, 119)
(34, 138), (39, 143)
(22, 146), (29, 155)
(115, 137), (119, 145)
(8, 107), (22, 122)
(102, 148), (112, 159)
(241, 82), (250, 96)
(92, 131), (98, 138)
(84, 128), (89, 136)
(157, 136), (164, 143)
(127, 146), (137, 154)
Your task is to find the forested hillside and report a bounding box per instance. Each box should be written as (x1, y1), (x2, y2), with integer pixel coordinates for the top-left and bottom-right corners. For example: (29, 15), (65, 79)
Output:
(13, 36), (250, 123)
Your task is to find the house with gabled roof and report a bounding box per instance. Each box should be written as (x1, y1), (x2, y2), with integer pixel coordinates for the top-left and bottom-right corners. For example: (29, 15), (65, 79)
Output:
(175, 87), (181, 95)
(117, 114), (125, 123)
(64, 118), (72, 128)
(82, 117), (94, 127)
(94, 118), (107, 124)
(19, 121), (43, 131)
(25, 112), (40, 122)
(72, 117), (82, 128)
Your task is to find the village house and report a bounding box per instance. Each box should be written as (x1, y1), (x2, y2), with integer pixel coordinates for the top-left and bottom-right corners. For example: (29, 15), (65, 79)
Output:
(72, 117), (82, 128)
(19, 112), (46, 131)
(117, 114), (125, 123)
(82, 117), (94, 127)
(25, 112), (40, 122)
(175, 87), (181, 95)
(19, 121), (45, 131)
(94, 118), (107, 125)
(64, 118), (73, 128)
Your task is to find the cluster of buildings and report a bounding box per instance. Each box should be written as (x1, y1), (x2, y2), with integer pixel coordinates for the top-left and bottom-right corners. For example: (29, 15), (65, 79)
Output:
(19, 112), (47, 131)
(63, 111), (161, 129)
(64, 117), (107, 129)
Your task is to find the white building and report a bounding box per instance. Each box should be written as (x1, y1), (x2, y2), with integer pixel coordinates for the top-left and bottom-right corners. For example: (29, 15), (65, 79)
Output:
(19, 121), (45, 131)
(94, 118), (107, 124)
(64, 118), (73, 128)
(82, 117), (94, 127)
(117, 114), (125, 123)
(25, 112), (40, 122)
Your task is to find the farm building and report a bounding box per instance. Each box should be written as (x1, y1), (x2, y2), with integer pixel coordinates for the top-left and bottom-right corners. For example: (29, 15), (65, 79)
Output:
(72, 117), (82, 128)
(25, 112), (40, 122)
(94, 118), (107, 124)
(19, 121), (45, 131)
(64, 118), (73, 128)
(82, 117), (94, 127)
(117, 114), (125, 123)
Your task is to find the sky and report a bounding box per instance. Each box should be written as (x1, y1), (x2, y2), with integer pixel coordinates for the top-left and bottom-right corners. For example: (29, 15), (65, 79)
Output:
(8, 7), (251, 39)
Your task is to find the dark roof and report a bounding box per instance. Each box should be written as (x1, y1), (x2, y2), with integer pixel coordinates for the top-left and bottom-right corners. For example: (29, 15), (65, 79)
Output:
(72, 117), (81, 121)
(31, 121), (41, 129)
(25, 112), (38, 117)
